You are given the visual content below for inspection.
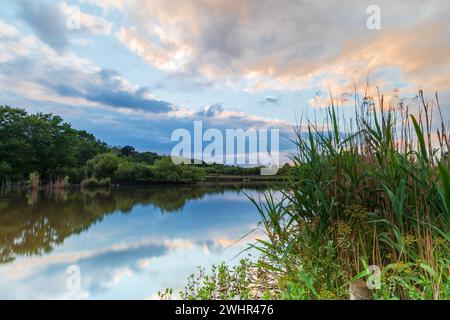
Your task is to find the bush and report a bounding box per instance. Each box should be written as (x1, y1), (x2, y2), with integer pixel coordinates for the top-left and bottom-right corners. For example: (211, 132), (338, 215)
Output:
(115, 162), (136, 184)
(153, 157), (206, 183)
(133, 163), (155, 184)
(92, 153), (120, 180)
(80, 177), (111, 188)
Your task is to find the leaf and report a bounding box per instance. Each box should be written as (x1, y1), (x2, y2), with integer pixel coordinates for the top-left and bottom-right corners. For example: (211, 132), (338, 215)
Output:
(410, 115), (429, 163)
(438, 162), (450, 218)
(419, 263), (438, 279)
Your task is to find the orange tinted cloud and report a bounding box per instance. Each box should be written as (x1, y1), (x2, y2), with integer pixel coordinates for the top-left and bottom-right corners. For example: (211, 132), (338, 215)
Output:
(112, 0), (450, 94)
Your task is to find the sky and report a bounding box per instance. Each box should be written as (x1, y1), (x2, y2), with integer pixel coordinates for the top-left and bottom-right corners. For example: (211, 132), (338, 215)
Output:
(0, 0), (449, 158)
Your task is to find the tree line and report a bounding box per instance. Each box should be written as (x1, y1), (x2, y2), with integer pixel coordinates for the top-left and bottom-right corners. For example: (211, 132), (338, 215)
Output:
(0, 106), (278, 186)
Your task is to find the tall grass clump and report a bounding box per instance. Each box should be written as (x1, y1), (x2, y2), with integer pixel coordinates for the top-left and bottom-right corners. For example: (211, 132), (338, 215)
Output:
(250, 89), (449, 300)
(47, 176), (71, 189)
(28, 172), (40, 190)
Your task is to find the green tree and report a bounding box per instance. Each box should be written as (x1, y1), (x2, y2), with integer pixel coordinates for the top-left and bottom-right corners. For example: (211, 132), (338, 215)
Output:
(92, 153), (120, 180)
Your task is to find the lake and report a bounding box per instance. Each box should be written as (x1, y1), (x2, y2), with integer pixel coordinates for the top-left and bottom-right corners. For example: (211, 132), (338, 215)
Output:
(0, 185), (268, 299)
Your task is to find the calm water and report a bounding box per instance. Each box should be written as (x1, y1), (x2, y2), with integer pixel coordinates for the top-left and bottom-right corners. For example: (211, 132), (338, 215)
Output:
(0, 186), (268, 299)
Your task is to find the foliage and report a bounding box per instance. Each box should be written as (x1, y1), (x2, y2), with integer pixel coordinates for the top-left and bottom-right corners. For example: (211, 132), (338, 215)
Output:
(80, 177), (112, 188)
(248, 89), (449, 300)
(153, 157), (206, 183)
(174, 89), (449, 300)
(28, 172), (40, 190)
(83, 154), (206, 185)
(0, 106), (108, 183)
(203, 163), (261, 176)
(1, 105), (271, 186)
(179, 260), (253, 300)
(89, 153), (120, 180)
(0, 106), (207, 186)
(159, 259), (280, 300)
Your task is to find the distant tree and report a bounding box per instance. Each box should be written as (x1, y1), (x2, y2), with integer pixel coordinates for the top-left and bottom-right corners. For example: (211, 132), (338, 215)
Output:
(134, 151), (161, 165)
(120, 145), (136, 157)
(0, 105), (224, 185)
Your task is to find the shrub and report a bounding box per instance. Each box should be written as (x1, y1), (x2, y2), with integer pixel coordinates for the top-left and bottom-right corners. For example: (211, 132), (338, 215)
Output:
(115, 161), (136, 184)
(92, 153), (120, 180)
(80, 177), (111, 188)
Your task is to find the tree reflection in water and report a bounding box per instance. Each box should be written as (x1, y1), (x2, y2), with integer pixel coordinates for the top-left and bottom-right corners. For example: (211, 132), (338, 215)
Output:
(0, 185), (268, 264)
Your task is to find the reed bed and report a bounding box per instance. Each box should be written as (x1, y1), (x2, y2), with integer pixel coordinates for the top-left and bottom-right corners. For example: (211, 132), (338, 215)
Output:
(249, 89), (449, 300)
(165, 88), (449, 300)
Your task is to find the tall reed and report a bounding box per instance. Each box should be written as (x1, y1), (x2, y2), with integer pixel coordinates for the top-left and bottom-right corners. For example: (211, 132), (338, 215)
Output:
(251, 88), (449, 300)
(28, 172), (40, 191)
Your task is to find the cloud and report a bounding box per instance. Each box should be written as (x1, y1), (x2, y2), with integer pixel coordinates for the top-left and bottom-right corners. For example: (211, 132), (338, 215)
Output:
(47, 69), (175, 113)
(0, 20), (173, 114)
(17, 0), (112, 50)
(0, 18), (296, 156)
(17, 0), (68, 50)
(196, 103), (224, 117)
(260, 96), (280, 105)
(78, 0), (124, 12)
(115, 0), (450, 94)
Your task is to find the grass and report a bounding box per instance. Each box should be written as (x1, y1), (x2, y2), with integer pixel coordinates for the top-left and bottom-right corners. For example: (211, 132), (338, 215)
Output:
(250, 88), (449, 300)
(164, 88), (449, 300)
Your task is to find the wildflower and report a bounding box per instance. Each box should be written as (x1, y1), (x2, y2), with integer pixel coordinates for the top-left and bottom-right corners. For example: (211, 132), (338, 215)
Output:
(403, 234), (417, 247)
(343, 204), (369, 220)
(337, 221), (352, 236)
(319, 289), (336, 300)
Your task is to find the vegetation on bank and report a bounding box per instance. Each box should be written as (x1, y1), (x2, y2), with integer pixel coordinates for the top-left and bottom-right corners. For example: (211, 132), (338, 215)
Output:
(0, 106), (107, 184)
(165, 90), (449, 300)
(0, 106), (273, 189)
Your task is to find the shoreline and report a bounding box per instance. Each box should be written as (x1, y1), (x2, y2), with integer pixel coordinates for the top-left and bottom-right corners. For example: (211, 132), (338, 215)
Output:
(1, 177), (286, 193)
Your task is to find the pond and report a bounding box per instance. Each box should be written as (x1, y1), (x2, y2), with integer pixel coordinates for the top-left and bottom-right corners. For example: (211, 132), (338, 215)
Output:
(0, 185), (268, 299)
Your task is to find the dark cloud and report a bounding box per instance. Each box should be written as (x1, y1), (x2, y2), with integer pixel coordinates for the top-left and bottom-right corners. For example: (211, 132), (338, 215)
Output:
(198, 13), (243, 67)
(38, 68), (174, 113)
(260, 96), (280, 105)
(81, 70), (173, 113)
(16, 0), (111, 51)
(114, 110), (295, 154)
(196, 103), (224, 117)
(85, 88), (173, 113)
(17, 0), (68, 50)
